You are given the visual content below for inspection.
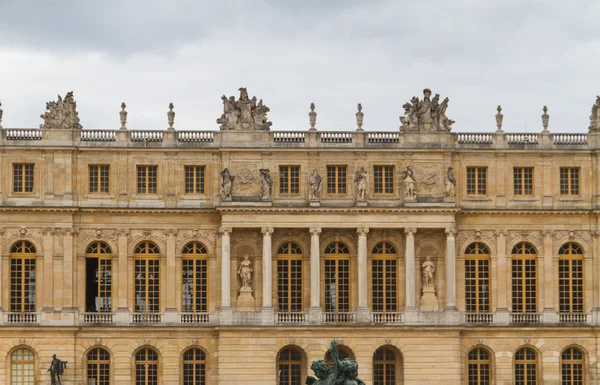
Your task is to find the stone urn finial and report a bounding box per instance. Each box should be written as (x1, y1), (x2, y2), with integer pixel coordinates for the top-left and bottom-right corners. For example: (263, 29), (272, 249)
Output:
(542, 105), (549, 133)
(356, 103), (364, 131)
(167, 102), (175, 130)
(495, 105), (503, 133)
(308, 102), (317, 131)
(119, 102), (127, 130)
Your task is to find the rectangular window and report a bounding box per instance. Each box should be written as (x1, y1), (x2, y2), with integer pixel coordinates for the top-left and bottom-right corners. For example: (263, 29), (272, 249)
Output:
(182, 258), (207, 313)
(467, 167), (487, 196)
(512, 258), (537, 313)
(560, 167), (580, 196)
(371, 259), (397, 312)
(465, 258), (490, 313)
(279, 166), (300, 196)
(10, 257), (36, 312)
(134, 258), (160, 312)
(89, 165), (110, 194)
(184, 166), (205, 195)
(13, 163), (34, 193)
(373, 165), (394, 195)
(326, 166), (347, 195)
(277, 258), (303, 312)
(137, 165), (158, 194)
(324, 259), (350, 314)
(559, 258), (584, 313)
(513, 167), (534, 196)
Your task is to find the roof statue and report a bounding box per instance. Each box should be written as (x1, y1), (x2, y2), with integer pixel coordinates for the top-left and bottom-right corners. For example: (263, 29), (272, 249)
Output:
(589, 96), (600, 133)
(400, 88), (454, 132)
(217, 87), (272, 131)
(40, 91), (83, 129)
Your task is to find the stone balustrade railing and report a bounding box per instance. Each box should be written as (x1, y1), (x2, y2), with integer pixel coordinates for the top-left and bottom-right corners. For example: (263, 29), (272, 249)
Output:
(131, 312), (163, 324)
(276, 312), (308, 324)
(4, 312), (39, 324)
(510, 312), (542, 324)
(1, 128), (595, 149)
(558, 312), (590, 324)
(323, 312), (356, 323)
(180, 313), (212, 324)
(80, 312), (114, 324)
(371, 312), (403, 324)
(464, 313), (494, 324)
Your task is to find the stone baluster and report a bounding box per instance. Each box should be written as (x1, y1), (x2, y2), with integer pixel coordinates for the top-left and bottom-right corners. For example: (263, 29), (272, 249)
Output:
(405, 228), (417, 309)
(445, 228), (457, 310)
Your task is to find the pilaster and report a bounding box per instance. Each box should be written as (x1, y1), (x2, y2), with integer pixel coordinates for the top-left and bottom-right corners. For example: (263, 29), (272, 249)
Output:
(309, 227), (322, 322)
(404, 228), (416, 309)
(356, 227), (370, 323)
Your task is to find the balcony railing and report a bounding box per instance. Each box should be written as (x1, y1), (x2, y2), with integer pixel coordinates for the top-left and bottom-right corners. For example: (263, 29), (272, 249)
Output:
(130, 131), (164, 142)
(371, 312), (403, 324)
(323, 312), (355, 323)
(367, 132), (399, 143)
(6, 129), (42, 140)
(457, 133), (493, 144)
(273, 132), (305, 143)
(180, 313), (211, 324)
(80, 312), (114, 324)
(465, 313), (494, 324)
(506, 134), (539, 145)
(559, 312), (590, 324)
(80, 130), (116, 141)
(131, 313), (162, 324)
(553, 133), (588, 145)
(4, 312), (39, 324)
(319, 132), (352, 143)
(177, 131), (214, 142)
(510, 312), (542, 324)
(276, 312), (308, 324)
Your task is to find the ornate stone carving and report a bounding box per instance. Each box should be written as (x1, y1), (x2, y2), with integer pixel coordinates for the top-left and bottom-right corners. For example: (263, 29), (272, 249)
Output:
(402, 166), (416, 201)
(589, 96), (600, 132)
(40, 91), (82, 129)
(259, 169), (272, 201)
(354, 167), (368, 201)
(355, 103), (364, 131)
(309, 227), (322, 236)
(219, 227), (233, 236)
(443, 167), (456, 201)
(119, 102), (127, 129)
(400, 88), (454, 132)
(217, 87), (272, 131)
(261, 227), (274, 236)
(541, 106), (549, 132)
(357, 227), (369, 236)
(421, 256), (436, 288)
(167, 103), (175, 130)
(495, 105), (503, 132)
(309, 103), (317, 131)
(237, 254), (253, 291)
(309, 169), (322, 201)
(220, 168), (235, 201)
(415, 164), (439, 193)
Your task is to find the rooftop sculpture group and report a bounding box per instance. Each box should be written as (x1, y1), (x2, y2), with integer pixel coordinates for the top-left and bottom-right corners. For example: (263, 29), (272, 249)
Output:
(400, 88), (454, 132)
(40, 91), (82, 129)
(217, 87), (272, 131)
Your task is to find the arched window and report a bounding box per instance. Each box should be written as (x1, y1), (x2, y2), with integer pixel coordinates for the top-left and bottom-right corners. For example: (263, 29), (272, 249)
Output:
(511, 242), (537, 313)
(514, 347), (538, 385)
(10, 241), (36, 313)
(278, 346), (303, 385)
(183, 348), (206, 385)
(325, 345), (355, 367)
(465, 243), (491, 313)
(134, 242), (160, 313)
(10, 348), (35, 385)
(373, 347), (401, 385)
(182, 242), (208, 314)
(371, 242), (398, 314)
(324, 242), (351, 320)
(87, 347), (111, 385)
(86, 241), (112, 313)
(467, 347), (491, 385)
(561, 347), (584, 385)
(559, 243), (584, 313)
(277, 242), (303, 313)
(135, 348), (159, 385)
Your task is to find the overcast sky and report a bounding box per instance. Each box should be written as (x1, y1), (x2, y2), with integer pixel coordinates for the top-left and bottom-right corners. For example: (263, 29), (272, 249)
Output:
(0, 0), (599, 132)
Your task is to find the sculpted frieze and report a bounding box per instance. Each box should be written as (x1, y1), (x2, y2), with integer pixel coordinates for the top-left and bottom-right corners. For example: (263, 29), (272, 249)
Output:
(412, 163), (441, 195)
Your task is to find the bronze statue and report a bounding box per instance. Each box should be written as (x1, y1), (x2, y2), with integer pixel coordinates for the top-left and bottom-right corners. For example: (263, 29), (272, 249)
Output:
(48, 354), (67, 385)
(306, 340), (365, 385)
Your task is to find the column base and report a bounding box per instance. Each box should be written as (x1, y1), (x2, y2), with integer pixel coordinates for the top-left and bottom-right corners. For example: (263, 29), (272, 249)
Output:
(261, 307), (275, 325)
(356, 307), (371, 324)
(543, 307), (559, 324)
(219, 307), (233, 325)
(309, 307), (323, 324)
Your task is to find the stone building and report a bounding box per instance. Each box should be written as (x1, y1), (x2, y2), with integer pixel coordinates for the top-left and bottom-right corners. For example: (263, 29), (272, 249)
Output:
(0, 89), (600, 385)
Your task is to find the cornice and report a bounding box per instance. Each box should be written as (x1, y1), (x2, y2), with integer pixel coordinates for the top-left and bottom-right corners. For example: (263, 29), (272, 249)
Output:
(461, 209), (591, 216)
(217, 207), (461, 214)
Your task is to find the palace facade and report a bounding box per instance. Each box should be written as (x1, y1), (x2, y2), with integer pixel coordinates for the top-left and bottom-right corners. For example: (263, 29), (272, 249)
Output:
(0, 90), (600, 385)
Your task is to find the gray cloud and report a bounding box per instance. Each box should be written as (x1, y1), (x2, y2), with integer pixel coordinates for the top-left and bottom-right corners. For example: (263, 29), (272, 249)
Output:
(0, 0), (598, 132)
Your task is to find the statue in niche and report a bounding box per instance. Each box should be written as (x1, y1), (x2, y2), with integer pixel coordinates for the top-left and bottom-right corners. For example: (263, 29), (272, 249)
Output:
(354, 167), (368, 201)
(220, 168), (235, 201)
(306, 340), (365, 385)
(421, 256), (436, 288)
(48, 354), (67, 385)
(237, 255), (253, 291)
(402, 166), (416, 201)
(259, 168), (272, 200)
(443, 167), (456, 201)
(309, 169), (322, 200)
(400, 88), (454, 132)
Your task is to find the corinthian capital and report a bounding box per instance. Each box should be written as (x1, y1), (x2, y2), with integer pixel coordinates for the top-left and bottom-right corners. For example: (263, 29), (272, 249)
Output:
(261, 227), (274, 235)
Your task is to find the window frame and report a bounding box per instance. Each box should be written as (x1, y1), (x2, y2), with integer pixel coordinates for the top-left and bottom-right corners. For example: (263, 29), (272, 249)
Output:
(10, 347), (36, 385)
(86, 347), (111, 385)
(373, 165), (395, 196)
(182, 347), (207, 385)
(467, 347), (492, 385)
(133, 347), (159, 385)
(88, 164), (110, 194)
(322, 242), (351, 315)
(558, 242), (584, 314)
(514, 347), (539, 385)
(277, 346), (303, 385)
(181, 242), (209, 314)
(326, 165), (348, 196)
(184, 165), (206, 195)
(133, 242), (161, 313)
(10, 241), (37, 313)
(511, 242), (538, 314)
(373, 346), (400, 385)
(513, 167), (534, 197)
(136, 165), (158, 195)
(559, 167), (581, 196)
(12, 163), (35, 194)
(466, 166), (488, 197)
(561, 346), (585, 385)
(371, 242), (398, 313)
(86, 241), (113, 313)
(465, 242), (491, 313)
(276, 242), (304, 313)
(278, 165), (301, 196)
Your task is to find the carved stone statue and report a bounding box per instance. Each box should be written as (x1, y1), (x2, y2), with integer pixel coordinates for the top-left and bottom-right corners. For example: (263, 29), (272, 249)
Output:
(443, 167), (456, 201)
(0, 101), (3, 128)
(48, 354), (67, 385)
(422, 256), (436, 288)
(259, 169), (272, 201)
(217, 87), (272, 131)
(402, 166), (416, 201)
(237, 255), (253, 290)
(355, 103), (364, 131)
(307, 340), (365, 385)
(220, 168), (235, 201)
(309, 169), (322, 201)
(400, 88), (454, 132)
(589, 96), (600, 132)
(40, 91), (83, 129)
(354, 167), (368, 201)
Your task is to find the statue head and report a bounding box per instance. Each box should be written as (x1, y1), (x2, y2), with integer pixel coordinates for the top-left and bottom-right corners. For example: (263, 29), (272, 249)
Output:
(311, 360), (332, 379)
(53, 354), (57, 359)
(340, 359), (359, 379)
(312, 169), (318, 174)
(448, 167), (453, 171)
(423, 88), (432, 98)
(243, 254), (249, 261)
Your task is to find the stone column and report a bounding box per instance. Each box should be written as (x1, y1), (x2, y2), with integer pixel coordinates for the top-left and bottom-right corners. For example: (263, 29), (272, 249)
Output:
(495, 230), (509, 325)
(62, 229), (75, 313)
(404, 228), (417, 309)
(115, 229), (130, 325)
(220, 227), (232, 308)
(309, 227), (322, 322)
(261, 227), (274, 324)
(164, 229), (178, 323)
(357, 227), (370, 322)
(445, 228), (457, 310)
(542, 231), (557, 322)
